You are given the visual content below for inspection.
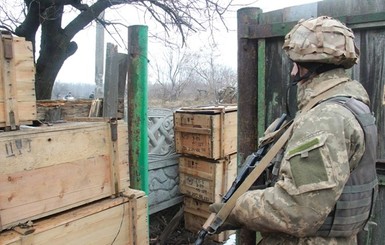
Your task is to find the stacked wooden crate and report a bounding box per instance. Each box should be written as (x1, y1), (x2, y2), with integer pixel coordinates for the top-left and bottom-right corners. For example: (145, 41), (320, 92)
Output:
(0, 34), (148, 244)
(0, 32), (36, 130)
(0, 119), (149, 244)
(0, 189), (148, 245)
(174, 105), (237, 242)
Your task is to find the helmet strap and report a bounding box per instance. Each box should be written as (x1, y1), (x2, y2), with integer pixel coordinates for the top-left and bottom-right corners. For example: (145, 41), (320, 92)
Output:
(291, 69), (315, 86)
(291, 63), (344, 86)
(290, 63), (323, 86)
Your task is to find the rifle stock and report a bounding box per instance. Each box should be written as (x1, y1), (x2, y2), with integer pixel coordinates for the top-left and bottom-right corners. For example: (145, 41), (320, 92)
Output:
(194, 114), (287, 245)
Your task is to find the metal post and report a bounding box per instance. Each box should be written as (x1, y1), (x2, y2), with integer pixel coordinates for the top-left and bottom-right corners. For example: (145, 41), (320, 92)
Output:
(237, 7), (262, 245)
(103, 43), (119, 118)
(127, 25), (149, 194)
(94, 11), (104, 98)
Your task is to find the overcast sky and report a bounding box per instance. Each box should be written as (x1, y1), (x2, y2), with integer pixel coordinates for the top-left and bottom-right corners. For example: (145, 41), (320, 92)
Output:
(56, 0), (322, 84)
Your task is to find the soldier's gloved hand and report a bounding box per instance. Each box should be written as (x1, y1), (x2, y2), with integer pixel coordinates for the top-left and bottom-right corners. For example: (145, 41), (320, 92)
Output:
(208, 203), (242, 233)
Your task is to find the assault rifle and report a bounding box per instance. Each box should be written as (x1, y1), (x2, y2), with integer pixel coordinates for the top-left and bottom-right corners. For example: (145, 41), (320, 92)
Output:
(194, 113), (288, 245)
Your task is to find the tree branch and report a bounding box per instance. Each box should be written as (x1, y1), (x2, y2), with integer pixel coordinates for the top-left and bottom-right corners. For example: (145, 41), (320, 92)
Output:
(14, 0), (40, 41)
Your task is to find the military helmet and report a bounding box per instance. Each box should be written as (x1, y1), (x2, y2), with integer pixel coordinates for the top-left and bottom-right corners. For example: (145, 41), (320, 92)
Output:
(283, 16), (359, 69)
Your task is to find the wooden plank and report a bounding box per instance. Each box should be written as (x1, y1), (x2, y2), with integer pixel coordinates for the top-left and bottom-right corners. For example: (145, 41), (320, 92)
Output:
(88, 99), (103, 117)
(36, 100), (92, 121)
(353, 29), (385, 159)
(108, 119), (121, 194)
(0, 102), (36, 126)
(133, 192), (149, 244)
(36, 99), (126, 121)
(13, 38), (35, 104)
(173, 126), (211, 135)
(0, 190), (148, 245)
(0, 121), (129, 230)
(176, 105), (237, 114)
(117, 123), (129, 182)
(0, 156), (113, 228)
(214, 110), (237, 159)
(65, 117), (108, 122)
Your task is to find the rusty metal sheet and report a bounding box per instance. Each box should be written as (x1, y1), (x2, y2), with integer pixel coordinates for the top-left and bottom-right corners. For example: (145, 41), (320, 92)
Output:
(244, 12), (385, 39)
(318, 0), (385, 17)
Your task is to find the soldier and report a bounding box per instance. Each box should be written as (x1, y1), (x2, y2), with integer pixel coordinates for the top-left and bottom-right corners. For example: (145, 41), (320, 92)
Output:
(210, 16), (378, 244)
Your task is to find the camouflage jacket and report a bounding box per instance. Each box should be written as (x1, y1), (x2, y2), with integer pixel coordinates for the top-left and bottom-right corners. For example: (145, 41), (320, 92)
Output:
(231, 68), (370, 245)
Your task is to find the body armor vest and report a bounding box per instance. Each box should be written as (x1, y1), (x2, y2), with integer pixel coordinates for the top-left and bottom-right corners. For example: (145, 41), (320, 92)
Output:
(316, 97), (378, 237)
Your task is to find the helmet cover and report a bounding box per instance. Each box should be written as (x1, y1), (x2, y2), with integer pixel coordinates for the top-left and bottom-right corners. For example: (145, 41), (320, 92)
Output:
(283, 16), (359, 68)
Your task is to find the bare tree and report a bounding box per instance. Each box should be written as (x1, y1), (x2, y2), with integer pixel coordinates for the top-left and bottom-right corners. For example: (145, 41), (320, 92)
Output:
(0, 0), (235, 100)
(149, 42), (237, 106)
(194, 44), (237, 103)
(152, 46), (200, 102)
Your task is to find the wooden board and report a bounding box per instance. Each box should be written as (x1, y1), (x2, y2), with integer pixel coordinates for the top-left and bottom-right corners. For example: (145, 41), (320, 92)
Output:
(179, 154), (237, 203)
(174, 106), (237, 159)
(36, 100), (92, 122)
(36, 98), (125, 122)
(0, 189), (148, 245)
(0, 35), (36, 128)
(0, 120), (129, 230)
(183, 196), (234, 243)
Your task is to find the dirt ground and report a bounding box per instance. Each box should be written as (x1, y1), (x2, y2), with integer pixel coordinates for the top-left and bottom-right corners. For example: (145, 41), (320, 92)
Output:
(149, 204), (224, 245)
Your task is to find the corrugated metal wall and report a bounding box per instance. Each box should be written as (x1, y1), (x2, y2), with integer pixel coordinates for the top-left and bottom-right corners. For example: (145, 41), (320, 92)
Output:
(237, 0), (385, 244)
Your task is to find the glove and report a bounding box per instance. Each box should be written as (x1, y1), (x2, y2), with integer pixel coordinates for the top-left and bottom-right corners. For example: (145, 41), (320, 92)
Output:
(208, 203), (242, 233)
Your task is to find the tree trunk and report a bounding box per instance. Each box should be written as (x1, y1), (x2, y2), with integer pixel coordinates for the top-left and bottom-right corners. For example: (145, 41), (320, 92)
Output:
(35, 42), (76, 99)
(16, 0), (112, 99)
(34, 4), (77, 100)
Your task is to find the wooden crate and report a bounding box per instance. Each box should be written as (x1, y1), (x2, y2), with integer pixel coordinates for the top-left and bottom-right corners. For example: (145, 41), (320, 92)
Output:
(174, 105), (237, 159)
(0, 33), (36, 129)
(179, 153), (237, 203)
(0, 120), (129, 230)
(184, 196), (234, 243)
(0, 189), (148, 245)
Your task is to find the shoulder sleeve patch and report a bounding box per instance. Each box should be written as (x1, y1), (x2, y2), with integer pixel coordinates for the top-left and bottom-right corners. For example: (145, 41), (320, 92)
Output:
(287, 133), (327, 158)
(283, 133), (338, 194)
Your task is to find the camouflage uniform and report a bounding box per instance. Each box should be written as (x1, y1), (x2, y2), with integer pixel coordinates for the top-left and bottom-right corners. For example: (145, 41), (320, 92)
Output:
(229, 68), (368, 245)
(213, 16), (376, 244)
